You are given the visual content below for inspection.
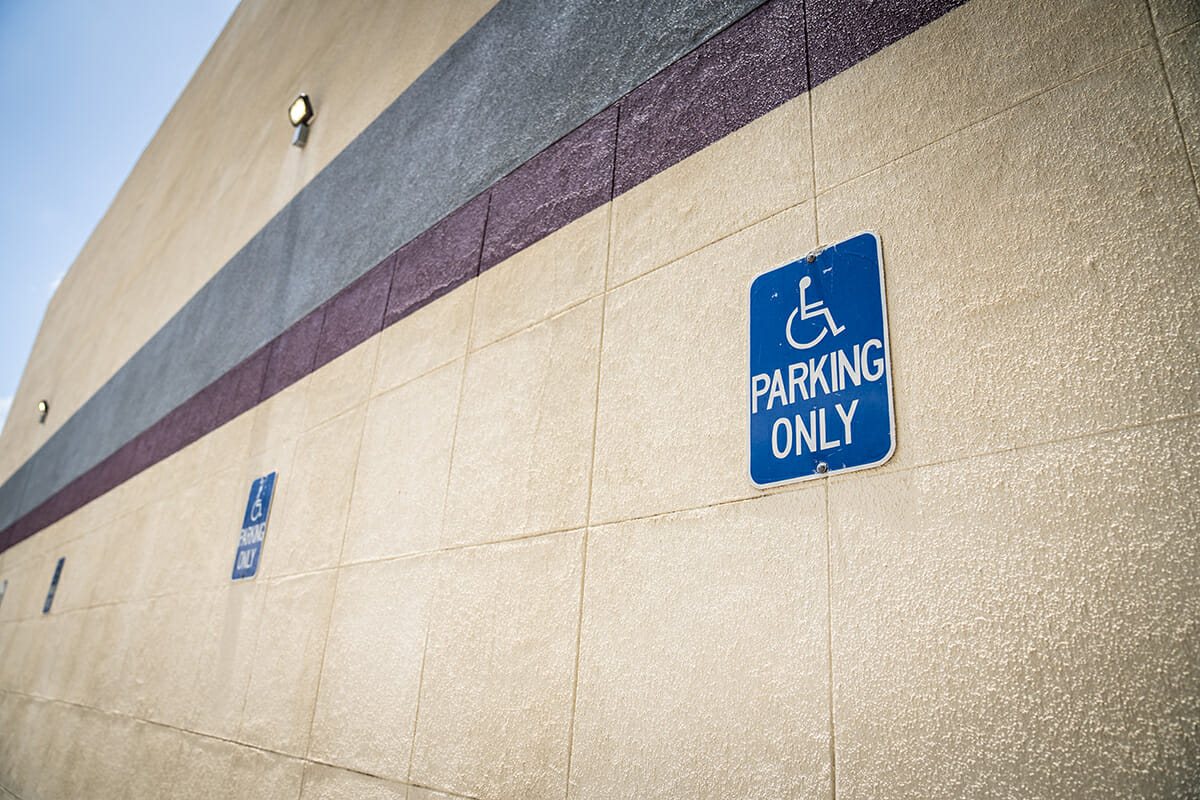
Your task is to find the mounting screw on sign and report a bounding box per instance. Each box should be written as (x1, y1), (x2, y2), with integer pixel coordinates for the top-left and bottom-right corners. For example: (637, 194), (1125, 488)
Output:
(747, 231), (896, 487)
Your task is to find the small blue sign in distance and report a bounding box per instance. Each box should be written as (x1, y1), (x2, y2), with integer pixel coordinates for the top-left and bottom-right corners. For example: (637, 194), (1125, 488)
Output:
(43, 557), (64, 614)
(0, 579), (8, 611)
(232, 472), (276, 580)
(749, 231), (895, 487)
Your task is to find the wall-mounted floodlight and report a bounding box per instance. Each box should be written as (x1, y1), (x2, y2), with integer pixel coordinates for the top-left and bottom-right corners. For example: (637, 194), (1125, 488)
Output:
(37, 400), (49, 424)
(288, 93), (315, 148)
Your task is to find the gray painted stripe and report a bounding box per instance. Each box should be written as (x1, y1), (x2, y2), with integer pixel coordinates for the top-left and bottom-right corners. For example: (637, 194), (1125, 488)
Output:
(0, 0), (765, 530)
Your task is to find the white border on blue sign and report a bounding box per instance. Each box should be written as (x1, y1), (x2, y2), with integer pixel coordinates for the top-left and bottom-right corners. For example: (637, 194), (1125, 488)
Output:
(746, 230), (896, 489)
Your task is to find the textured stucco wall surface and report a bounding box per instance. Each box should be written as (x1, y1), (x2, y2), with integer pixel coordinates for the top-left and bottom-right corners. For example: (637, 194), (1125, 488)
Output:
(1, 0), (1199, 797)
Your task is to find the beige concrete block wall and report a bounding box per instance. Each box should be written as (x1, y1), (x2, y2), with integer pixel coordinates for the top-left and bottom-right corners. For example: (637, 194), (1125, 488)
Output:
(1, 0), (1198, 797)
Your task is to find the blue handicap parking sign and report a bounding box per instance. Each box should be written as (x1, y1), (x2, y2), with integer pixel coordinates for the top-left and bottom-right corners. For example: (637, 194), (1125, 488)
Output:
(42, 557), (64, 614)
(232, 472), (276, 580)
(748, 231), (895, 487)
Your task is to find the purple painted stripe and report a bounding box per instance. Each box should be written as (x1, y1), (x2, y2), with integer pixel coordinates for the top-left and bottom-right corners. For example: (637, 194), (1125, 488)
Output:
(156, 379), (223, 457)
(0, 0), (969, 555)
(806, 0), (970, 87)
(481, 106), (620, 271)
(62, 454), (107, 514)
(384, 191), (491, 327)
(614, 0), (807, 196)
(213, 343), (274, 426)
(260, 304), (325, 400)
(313, 258), (395, 370)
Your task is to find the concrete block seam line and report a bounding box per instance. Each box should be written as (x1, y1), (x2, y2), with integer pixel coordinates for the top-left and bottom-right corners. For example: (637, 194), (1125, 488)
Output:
(811, 36), (1179, 202)
(565, 125), (617, 794)
(405, 780), (480, 800)
(302, 757), (405, 786)
(409, 201), (489, 785)
(0, 701), (343, 800)
(299, 493), (359, 762)
(404, 573), (439, 785)
(0, 687), (306, 762)
(0, 0), (971, 555)
(602, 182), (821, 293)
(301, 356), (375, 764)
(1149, 0), (1200, 38)
(467, 285), (608, 356)
(1145, 5), (1200, 203)
(802, 0), (821, 245)
(300, 764), (480, 800)
(565, 408), (1200, 535)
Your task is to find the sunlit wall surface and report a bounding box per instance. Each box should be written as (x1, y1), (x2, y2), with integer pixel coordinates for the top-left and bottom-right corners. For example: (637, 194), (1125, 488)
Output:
(0, 0), (1198, 797)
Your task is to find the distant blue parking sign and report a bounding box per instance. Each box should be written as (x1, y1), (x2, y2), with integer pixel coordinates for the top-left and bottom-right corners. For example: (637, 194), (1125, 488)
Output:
(749, 231), (895, 487)
(232, 472), (276, 580)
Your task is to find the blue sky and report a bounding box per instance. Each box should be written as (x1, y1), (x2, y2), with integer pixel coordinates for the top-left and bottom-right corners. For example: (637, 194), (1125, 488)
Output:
(0, 1), (239, 432)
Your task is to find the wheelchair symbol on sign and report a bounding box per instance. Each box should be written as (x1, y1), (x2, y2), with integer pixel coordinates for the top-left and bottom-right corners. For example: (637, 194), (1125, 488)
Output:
(785, 276), (844, 350)
(250, 479), (266, 523)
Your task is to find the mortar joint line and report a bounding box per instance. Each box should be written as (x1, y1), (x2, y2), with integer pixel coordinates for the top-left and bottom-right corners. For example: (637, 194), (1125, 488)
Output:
(229, 414), (311, 739)
(294, 762), (306, 800)
(0, 685), (467, 796)
(469, 289), (606, 355)
(305, 757), (476, 798)
(297, 455), (357, 762)
(406, 192), (491, 785)
(608, 102), (621, 207)
(406, 778), (480, 799)
(565, 107), (620, 797)
(405, 602), (436, 784)
(0, 687), (301, 762)
(801, 0), (820, 249)
(804, 12), (834, 792)
(603, 196), (814, 297)
(561, 527), (590, 800)
(563, 141), (619, 800)
(580, 410), (1200, 536)
(0, 777), (25, 800)
(813, 41), (1164, 203)
(1143, 2), (1200, 206)
(297, 223), (391, 762)
(306, 750), (478, 797)
(233, 573), (271, 737)
(301, 408), (368, 761)
(366, 349), (460, 403)
(891, 409), (1200, 479)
